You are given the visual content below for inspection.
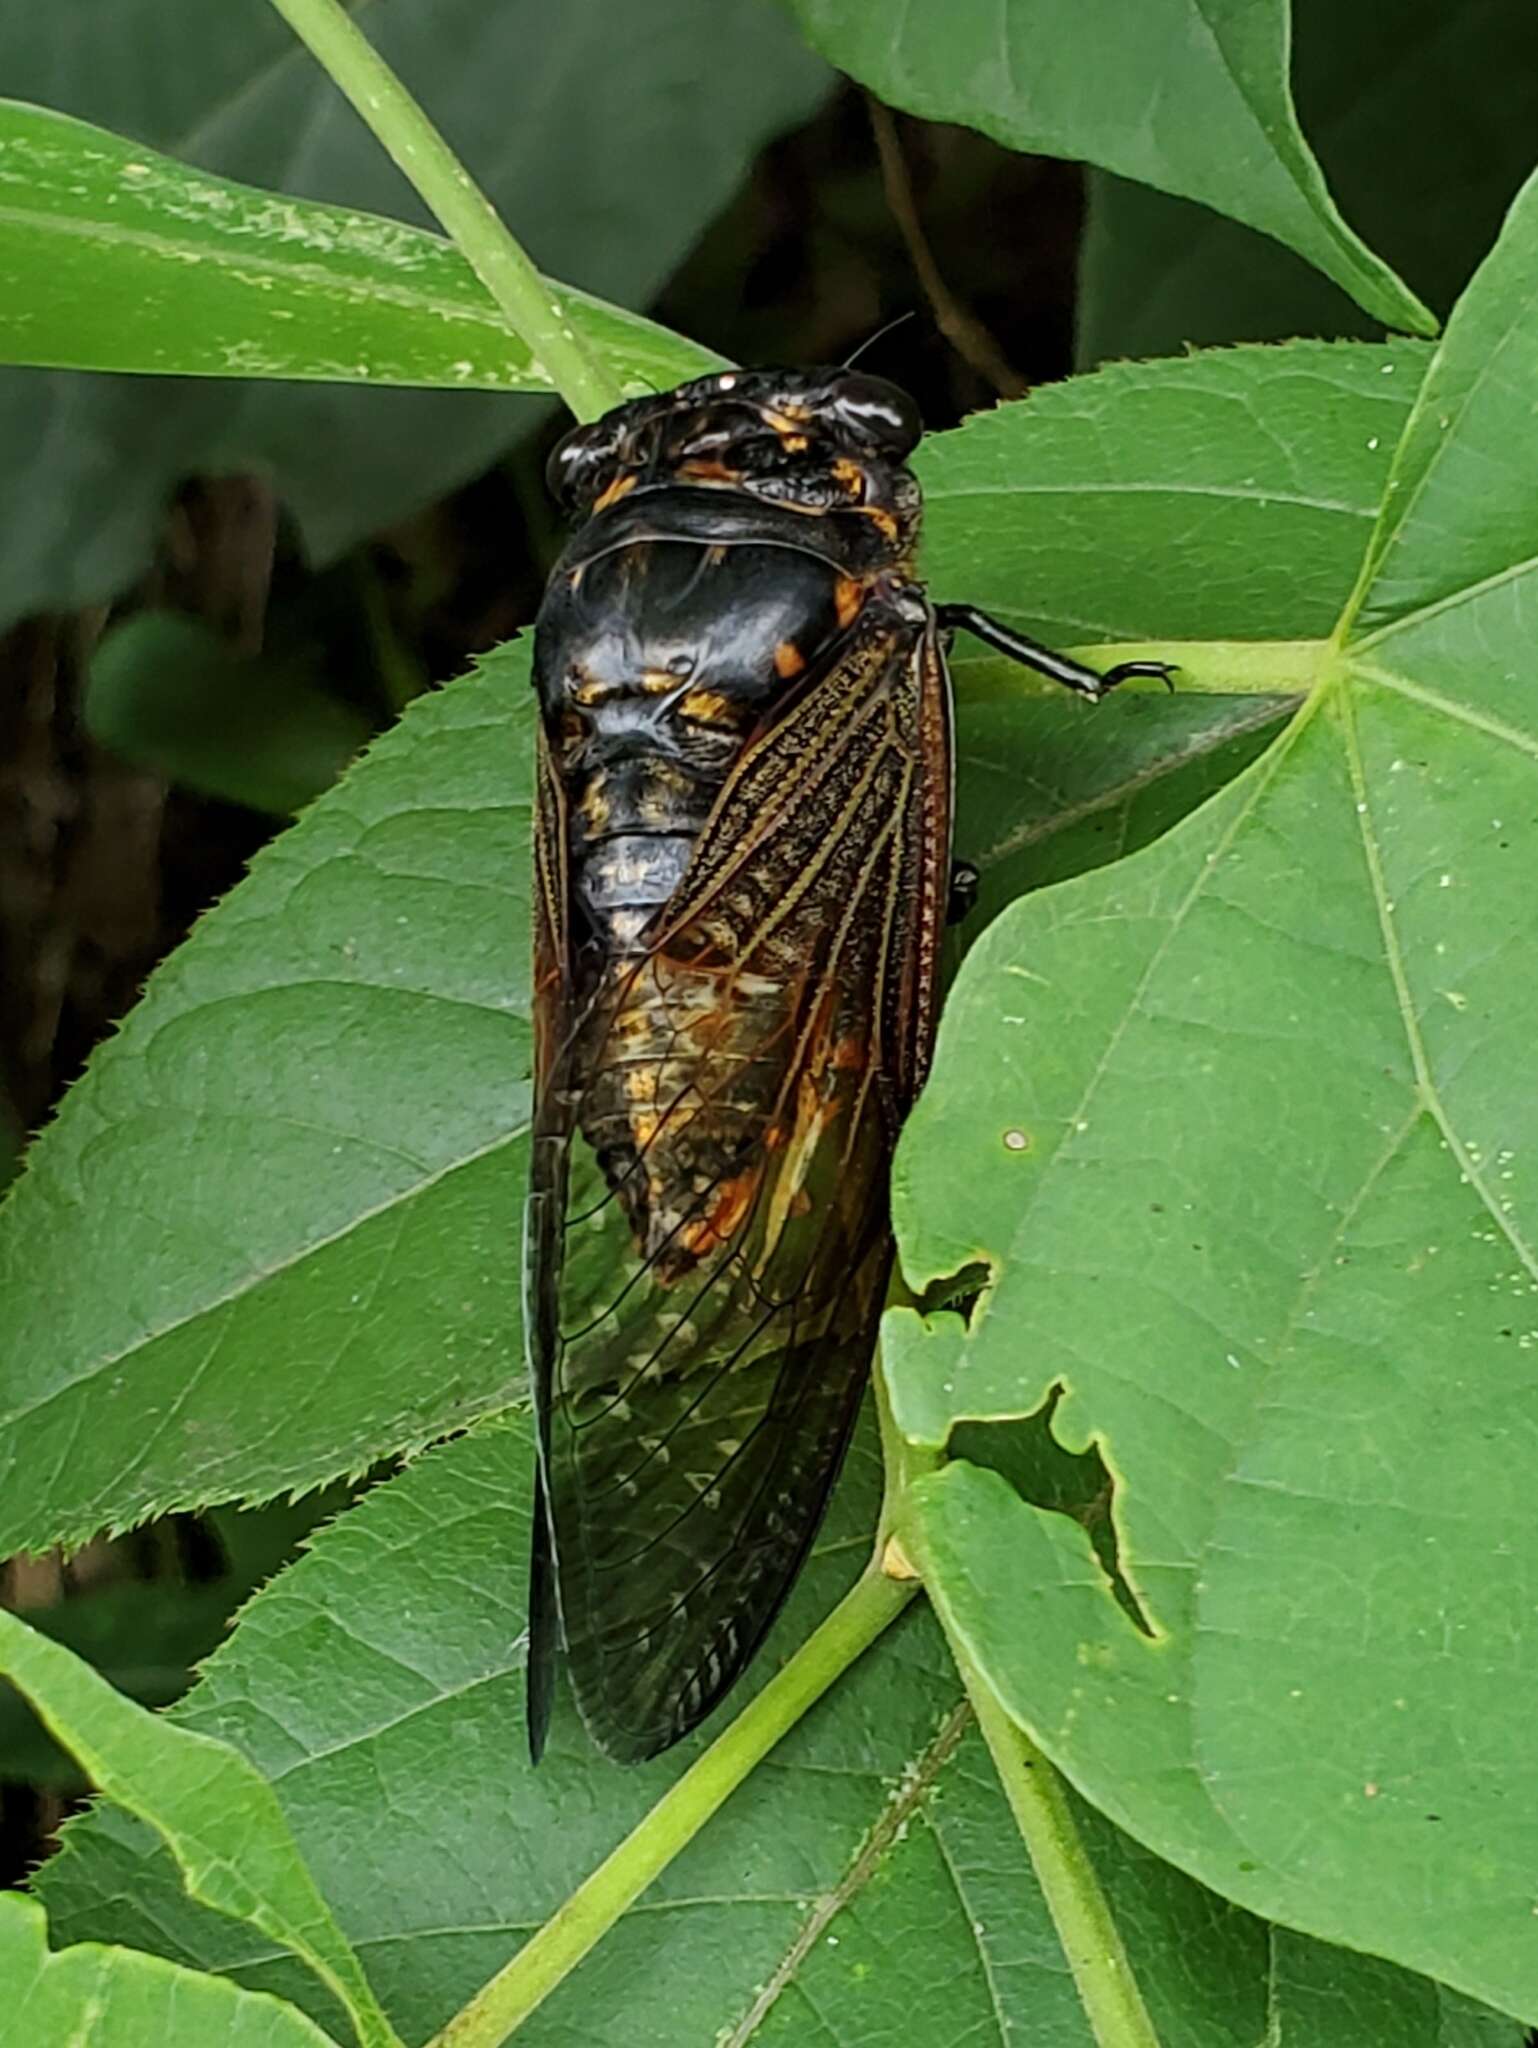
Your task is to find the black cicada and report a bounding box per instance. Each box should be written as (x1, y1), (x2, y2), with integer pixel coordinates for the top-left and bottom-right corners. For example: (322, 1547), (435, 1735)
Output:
(527, 366), (1169, 1761)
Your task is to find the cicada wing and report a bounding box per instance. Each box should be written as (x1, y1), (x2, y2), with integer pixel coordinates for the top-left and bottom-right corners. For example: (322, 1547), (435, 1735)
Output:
(529, 601), (953, 1761)
(526, 725), (579, 1763)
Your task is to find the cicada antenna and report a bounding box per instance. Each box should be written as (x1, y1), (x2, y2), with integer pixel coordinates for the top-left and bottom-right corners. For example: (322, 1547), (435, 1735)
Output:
(841, 309), (918, 372)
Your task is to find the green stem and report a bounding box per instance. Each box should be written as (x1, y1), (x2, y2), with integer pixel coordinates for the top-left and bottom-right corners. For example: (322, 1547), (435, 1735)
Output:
(263, 0), (622, 421)
(873, 1286), (944, 1564)
(427, 1567), (916, 2048)
(949, 1632), (1162, 2048)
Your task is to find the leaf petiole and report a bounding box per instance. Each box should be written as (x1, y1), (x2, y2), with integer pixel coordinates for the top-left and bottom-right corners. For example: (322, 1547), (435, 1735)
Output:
(948, 1626), (1164, 2048)
(262, 0), (623, 421)
(428, 1565), (916, 2048)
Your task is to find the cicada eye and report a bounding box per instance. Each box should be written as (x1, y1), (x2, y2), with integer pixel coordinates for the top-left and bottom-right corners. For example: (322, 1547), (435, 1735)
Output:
(826, 373), (922, 458)
(546, 423), (617, 511)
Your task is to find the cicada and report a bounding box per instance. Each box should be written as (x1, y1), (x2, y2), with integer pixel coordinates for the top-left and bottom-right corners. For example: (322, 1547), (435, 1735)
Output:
(527, 366), (1169, 1761)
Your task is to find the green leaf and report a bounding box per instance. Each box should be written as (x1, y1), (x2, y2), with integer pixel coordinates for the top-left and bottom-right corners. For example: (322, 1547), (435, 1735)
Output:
(0, 1607), (400, 2048)
(0, 1582), (260, 1789)
(884, 168), (1538, 2017)
(784, 0), (1432, 335)
(36, 1417), (1508, 2047)
(916, 339), (1428, 647)
(0, 99), (713, 396)
(86, 611), (374, 816)
(0, 1491), (347, 1788)
(0, 1893), (338, 2048)
(955, 688), (1289, 929)
(0, 648), (532, 1556)
(0, 0), (830, 628)
(920, 338), (1428, 920)
(1078, 0), (1538, 362)
(1346, 178), (1538, 637)
(1264, 1934), (1525, 2048)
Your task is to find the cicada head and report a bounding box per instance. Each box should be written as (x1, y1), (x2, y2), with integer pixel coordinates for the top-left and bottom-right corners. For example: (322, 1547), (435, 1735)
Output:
(546, 367), (925, 565)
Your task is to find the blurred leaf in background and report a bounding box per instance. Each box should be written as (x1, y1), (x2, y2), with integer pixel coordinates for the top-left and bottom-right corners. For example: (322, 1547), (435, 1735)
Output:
(0, 1492), (348, 1795)
(0, 1487), (350, 1891)
(1079, 0), (1538, 358)
(86, 613), (373, 818)
(787, 0), (1432, 332)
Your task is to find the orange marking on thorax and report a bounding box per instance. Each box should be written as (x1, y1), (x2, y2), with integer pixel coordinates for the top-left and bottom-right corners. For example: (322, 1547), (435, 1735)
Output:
(831, 456), (867, 500)
(834, 577), (864, 629)
(594, 473), (637, 512)
(774, 640), (807, 679)
(680, 687), (732, 722)
(678, 458), (741, 484)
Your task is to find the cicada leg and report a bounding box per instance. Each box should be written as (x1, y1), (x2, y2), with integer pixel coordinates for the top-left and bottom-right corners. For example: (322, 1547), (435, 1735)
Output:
(936, 603), (1176, 703)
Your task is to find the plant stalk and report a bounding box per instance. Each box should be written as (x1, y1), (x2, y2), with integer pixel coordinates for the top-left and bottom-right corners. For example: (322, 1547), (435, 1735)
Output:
(949, 1630), (1163, 2048)
(263, 0), (622, 421)
(427, 1567), (916, 2048)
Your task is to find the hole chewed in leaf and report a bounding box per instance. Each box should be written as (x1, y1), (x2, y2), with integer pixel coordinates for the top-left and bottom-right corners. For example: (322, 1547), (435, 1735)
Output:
(914, 1259), (992, 1324)
(948, 1385), (1154, 1638)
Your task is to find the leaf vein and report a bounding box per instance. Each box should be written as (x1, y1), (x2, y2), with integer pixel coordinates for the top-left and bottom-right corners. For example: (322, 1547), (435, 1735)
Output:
(1349, 658), (1538, 764)
(1340, 682), (1538, 1288)
(0, 1124), (528, 1442)
(720, 1699), (973, 2046)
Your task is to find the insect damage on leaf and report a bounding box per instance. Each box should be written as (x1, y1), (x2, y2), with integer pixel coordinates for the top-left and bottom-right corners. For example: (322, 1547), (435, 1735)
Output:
(950, 1386), (1154, 1639)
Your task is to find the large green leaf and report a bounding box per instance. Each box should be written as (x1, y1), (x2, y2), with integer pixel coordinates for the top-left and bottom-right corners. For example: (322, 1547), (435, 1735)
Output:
(0, 101), (712, 396)
(0, 341), (1426, 1562)
(1078, 0), (1538, 362)
(35, 1417), (1515, 2047)
(0, 0), (829, 627)
(0, 1894), (337, 2048)
(0, 647), (533, 1555)
(884, 170), (1538, 2018)
(954, 688), (1290, 934)
(784, 0), (1431, 335)
(922, 339), (1427, 926)
(0, 1606), (399, 2047)
(916, 340), (1427, 647)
